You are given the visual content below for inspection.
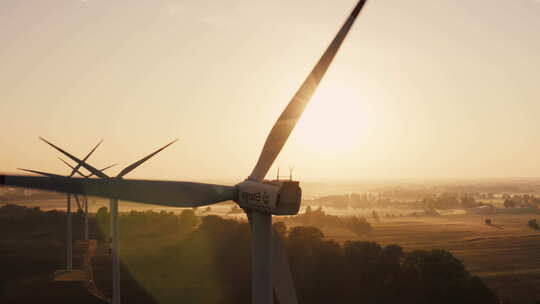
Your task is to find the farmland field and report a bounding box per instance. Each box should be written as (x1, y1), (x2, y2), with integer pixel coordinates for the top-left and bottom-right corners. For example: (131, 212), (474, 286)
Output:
(321, 214), (540, 304)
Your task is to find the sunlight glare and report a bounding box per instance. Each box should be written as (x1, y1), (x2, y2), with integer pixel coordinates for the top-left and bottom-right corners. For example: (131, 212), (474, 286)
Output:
(294, 83), (370, 155)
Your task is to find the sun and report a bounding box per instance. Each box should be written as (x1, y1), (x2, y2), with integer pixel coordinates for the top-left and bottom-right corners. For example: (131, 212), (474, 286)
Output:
(294, 83), (370, 155)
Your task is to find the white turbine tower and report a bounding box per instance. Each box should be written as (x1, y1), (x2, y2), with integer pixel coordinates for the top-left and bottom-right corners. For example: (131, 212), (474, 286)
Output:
(1, 1), (368, 303)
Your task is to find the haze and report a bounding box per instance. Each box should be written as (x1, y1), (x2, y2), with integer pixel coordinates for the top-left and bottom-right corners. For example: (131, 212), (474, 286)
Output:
(1, 0), (539, 182)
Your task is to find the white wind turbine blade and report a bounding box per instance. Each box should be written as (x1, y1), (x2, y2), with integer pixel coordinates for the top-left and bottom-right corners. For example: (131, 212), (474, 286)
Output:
(44, 137), (178, 180)
(17, 168), (65, 178)
(249, 0), (368, 182)
(116, 139), (179, 178)
(58, 157), (87, 178)
(68, 139), (103, 177)
(40, 137), (110, 179)
(58, 157), (116, 178)
(19, 159), (113, 182)
(73, 193), (83, 212)
(99, 163), (117, 173)
(1, 175), (234, 207)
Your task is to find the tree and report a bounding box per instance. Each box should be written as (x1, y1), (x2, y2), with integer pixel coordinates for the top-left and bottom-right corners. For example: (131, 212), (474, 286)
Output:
(528, 219), (539, 230)
(372, 210), (380, 222)
(346, 216), (371, 235)
(272, 221), (287, 239)
(461, 196), (477, 208)
(96, 206), (110, 240)
(177, 209), (197, 236)
(288, 226), (324, 247)
(504, 199), (516, 208)
(398, 249), (498, 304)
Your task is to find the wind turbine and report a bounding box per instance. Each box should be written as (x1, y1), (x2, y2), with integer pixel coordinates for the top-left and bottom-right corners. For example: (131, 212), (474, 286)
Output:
(19, 139), (174, 304)
(1, 1), (368, 303)
(38, 137), (179, 304)
(19, 139), (105, 272)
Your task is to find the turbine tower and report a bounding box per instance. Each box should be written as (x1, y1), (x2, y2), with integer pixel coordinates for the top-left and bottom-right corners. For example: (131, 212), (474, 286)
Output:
(1, 1), (368, 303)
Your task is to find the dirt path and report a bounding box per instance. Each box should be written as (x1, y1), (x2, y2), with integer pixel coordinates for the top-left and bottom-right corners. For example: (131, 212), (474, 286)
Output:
(79, 240), (111, 303)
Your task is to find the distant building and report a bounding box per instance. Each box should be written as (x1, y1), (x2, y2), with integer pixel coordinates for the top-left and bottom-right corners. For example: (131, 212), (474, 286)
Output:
(467, 205), (539, 215)
(467, 205), (496, 215)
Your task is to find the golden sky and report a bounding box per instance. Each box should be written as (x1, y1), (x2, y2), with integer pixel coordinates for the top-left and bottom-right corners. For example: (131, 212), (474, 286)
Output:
(1, 0), (540, 182)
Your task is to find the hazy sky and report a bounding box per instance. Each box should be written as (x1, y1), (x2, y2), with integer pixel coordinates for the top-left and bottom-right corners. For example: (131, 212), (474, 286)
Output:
(1, 0), (539, 182)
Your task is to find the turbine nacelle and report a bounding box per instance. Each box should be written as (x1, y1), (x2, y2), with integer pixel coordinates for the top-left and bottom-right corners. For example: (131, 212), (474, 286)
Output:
(235, 180), (301, 215)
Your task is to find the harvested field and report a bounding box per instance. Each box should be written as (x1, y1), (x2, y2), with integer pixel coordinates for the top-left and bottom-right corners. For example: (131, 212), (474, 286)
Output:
(323, 213), (540, 304)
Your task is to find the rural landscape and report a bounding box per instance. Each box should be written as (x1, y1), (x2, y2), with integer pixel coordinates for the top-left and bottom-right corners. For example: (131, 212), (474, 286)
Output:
(2, 179), (540, 303)
(2, 0), (540, 303)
